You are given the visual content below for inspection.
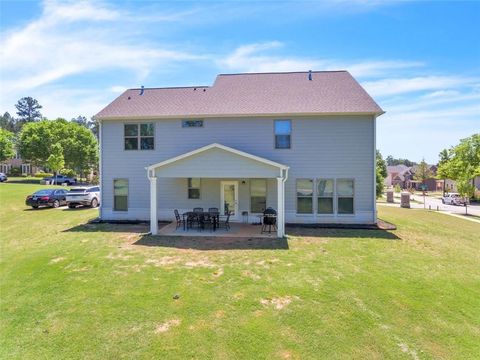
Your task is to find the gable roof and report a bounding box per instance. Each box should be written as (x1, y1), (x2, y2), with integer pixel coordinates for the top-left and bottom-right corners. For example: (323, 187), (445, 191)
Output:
(146, 143), (289, 173)
(96, 71), (384, 119)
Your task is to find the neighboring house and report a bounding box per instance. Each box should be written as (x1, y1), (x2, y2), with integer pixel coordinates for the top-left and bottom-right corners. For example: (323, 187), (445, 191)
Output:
(385, 163), (452, 192)
(0, 150), (40, 175)
(385, 165), (414, 188)
(95, 71), (384, 236)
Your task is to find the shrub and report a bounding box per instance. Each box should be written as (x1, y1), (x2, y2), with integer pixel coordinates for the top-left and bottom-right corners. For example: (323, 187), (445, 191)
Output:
(394, 184), (401, 193)
(61, 168), (77, 178)
(90, 174), (99, 185)
(8, 167), (21, 176)
(34, 172), (53, 178)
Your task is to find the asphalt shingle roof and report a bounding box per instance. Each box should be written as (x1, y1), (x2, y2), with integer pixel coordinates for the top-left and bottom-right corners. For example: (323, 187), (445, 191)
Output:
(96, 71), (384, 119)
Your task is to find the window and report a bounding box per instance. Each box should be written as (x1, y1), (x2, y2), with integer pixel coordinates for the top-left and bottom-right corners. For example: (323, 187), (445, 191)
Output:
(275, 120), (291, 149)
(114, 179), (128, 211)
(250, 179), (267, 213)
(21, 164), (31, 175)
(337, 179), (354, 214)
(296, 179), (313, 214)
(317, 179), (334, 214)
(182, 120), (203, 128)
(188, 178), (200, 199)
(124, 123), (154, 150)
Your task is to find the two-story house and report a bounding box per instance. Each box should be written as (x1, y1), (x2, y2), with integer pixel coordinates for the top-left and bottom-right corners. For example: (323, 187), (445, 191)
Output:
(95, 71), (384, 237)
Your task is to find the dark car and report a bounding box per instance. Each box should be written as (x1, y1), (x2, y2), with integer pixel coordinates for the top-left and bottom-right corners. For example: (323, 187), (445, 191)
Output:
(25, 189), (69, 209)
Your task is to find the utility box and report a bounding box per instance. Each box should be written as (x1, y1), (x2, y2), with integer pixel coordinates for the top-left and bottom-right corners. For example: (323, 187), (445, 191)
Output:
(386, 190), (394, 203)
(401, 192), (411, 208)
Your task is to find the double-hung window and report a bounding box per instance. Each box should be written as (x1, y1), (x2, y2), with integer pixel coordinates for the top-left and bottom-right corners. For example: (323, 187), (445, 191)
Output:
(317, 179), (334, 214)
(337, 179), (354, 214)
(250, 179), (267, 213)
(188, 178), (201, 199)
(124, 123), (154, 150)
(296, 179), (313, 214)
(114, 179), (128, 211)
(274, 120), (291, 149)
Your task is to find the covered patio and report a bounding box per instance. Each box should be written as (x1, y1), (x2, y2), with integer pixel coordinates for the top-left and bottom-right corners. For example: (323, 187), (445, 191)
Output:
(158, 221), (277, 238)
(146, 143), (289, 237)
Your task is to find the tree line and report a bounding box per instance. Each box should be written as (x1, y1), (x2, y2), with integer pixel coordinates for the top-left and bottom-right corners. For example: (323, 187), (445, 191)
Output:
(0, 97), (98, 179)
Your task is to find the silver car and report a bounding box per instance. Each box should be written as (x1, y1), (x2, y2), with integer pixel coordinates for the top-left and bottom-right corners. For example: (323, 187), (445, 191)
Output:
(442, 193), (466, 206)
(66, 186), (100, 208)
(0, 172), (7, 182)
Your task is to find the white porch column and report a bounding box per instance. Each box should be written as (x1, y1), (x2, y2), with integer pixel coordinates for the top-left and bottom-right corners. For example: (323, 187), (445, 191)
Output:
(277, 177), (285, 237)
(149, 176), (158, 235)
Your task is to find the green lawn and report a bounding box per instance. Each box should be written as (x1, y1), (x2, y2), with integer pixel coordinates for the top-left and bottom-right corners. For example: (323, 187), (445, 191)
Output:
(1, 183), (479, 359)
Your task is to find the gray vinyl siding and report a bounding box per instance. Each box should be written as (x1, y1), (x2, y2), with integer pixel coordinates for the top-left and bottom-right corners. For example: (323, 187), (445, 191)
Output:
(100, 115), (374, 223)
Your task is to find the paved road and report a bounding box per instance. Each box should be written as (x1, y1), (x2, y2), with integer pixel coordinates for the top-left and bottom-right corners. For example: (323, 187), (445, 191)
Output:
(409, 194), (480, 217)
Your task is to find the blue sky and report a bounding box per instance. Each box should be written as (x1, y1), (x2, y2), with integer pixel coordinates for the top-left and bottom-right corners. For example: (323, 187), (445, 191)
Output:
(1, 0), (479, 163)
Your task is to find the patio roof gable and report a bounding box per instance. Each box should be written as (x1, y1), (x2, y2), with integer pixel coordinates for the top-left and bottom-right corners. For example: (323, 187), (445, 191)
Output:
(147, 143), (288, 178)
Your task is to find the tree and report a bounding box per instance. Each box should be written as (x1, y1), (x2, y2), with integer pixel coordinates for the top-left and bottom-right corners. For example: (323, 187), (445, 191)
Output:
(376, 150), (387, 198)
(437, 148), (451, 195)
(457, 178), (476, 215)
(386, 156), (416, 167)
(0, 128), (15, 162)
(18, 119), (98, 176)
(72, 116), (88, 127)
(15, 97), (42, 131)
(437, 134), (480, 186)
(72, 116), (99, 139)
(0, 112), (16, 133)
(46, 144), (64, 184)
(413, 158), (433, 190)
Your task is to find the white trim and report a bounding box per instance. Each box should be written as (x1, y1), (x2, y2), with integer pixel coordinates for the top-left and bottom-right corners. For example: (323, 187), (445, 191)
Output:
(149, 176), (158, 235)
(97, 111), (385, 121)
(220, 181), (239, 220)
(373, 115), (377, 223)
(146, 143), (288, 171)
(98, 118), (103, 219)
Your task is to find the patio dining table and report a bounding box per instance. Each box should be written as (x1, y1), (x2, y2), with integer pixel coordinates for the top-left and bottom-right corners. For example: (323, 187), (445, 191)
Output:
(182, 211), (220, 231)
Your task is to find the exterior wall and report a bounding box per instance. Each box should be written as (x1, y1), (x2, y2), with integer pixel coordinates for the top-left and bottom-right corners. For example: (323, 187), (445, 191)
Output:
(100, 115), (375, 224)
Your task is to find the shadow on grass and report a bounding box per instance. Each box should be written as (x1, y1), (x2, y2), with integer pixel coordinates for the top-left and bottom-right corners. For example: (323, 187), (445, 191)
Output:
(64, 222), (149, 233)
(286, 227), (400, 240)
(133, 234), (290, 251)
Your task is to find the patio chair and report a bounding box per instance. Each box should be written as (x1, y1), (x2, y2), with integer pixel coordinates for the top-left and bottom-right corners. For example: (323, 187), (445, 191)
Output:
(174, 209), (185, 230)
(193, 207), (204, 213)
(208, 207), (219, 213)
(218, 211), (231, 231)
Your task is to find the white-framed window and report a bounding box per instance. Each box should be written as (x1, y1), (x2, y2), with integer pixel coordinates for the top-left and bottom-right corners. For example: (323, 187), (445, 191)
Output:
(124, 123), (154, 150)
(317, 179), (334, 214)
(182, 119), (203, 128)
(250, 179), (267, 213)
(296, 179), (313, 214)
(274, 119), (291, 149)
(21, 164), (31, 175)
(114, 179), (128, 211)
(188, 178), (201, 199)
(337, 179), (354, 214)
(0, 164), (11, 173)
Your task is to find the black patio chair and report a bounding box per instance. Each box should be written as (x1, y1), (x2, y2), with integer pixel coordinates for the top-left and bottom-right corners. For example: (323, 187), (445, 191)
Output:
(193, 207), (204, 213)
(174, 209), (185, 230)
(218, 211), (231, 231)
(208, 207), (219, 213)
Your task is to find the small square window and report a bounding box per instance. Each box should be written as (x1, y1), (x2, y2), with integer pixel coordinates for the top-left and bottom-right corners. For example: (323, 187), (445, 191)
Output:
(140, 137), (154, 150)
(124, 124), (138, 136)
(124, 137), (138, 150)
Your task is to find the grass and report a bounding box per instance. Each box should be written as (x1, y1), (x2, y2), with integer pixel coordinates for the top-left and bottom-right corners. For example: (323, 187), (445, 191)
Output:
(1, 183), (479, 359)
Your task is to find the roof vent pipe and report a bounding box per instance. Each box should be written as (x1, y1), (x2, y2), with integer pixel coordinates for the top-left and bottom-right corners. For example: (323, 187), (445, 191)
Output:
(139, 85), (145, 95)
(308, 70), (312, 81)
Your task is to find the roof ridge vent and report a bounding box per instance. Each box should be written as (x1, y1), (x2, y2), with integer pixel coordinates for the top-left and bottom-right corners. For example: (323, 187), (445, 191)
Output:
(139, 85), (145, 95)
(308, 70), (312, 81)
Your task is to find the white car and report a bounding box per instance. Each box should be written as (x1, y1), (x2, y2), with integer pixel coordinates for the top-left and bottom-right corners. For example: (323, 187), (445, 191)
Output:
(66, 186), (100, 208)
(0, 172), (7, 182)
(442, 193), (465, 206)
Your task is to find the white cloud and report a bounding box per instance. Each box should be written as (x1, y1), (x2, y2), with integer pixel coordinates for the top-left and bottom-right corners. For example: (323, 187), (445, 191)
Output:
(362, 76), (479, 97)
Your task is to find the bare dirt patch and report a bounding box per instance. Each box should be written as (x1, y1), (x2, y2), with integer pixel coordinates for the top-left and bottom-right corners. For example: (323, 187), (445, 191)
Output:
(145, 256), (181, 267)
(260, 296), (299, 310)
(154, 319), (181, 334)
(184, 259), (215, 268)
(242, 270), (261, 280)
(105, 253), (132, 261)
(49, 257), (66, 264)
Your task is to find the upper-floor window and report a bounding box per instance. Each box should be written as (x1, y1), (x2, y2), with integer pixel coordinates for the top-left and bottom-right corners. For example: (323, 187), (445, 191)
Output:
(124, 123), (154, 150)
(182, 120), (203, 128)
(275, 120), (291, 149)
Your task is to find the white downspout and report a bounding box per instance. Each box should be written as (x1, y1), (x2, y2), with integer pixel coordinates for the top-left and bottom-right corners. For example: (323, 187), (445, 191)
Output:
(147, 168), (158, 235)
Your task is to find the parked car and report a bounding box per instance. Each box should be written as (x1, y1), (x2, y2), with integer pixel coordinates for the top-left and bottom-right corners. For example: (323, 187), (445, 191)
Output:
(42, 174), (77, 185)
(66, 186), (100, 208)
(25, 189), (69, 209)
(442, 193), (466, 206)
(0, 172), (7, 182)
